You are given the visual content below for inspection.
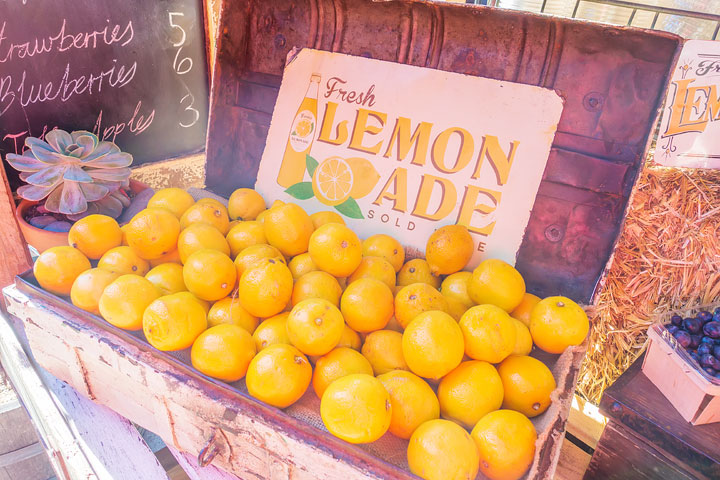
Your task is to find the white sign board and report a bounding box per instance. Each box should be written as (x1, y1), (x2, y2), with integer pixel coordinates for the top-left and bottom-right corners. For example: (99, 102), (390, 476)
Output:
(256, 49), (563, 267)
(657, 40), (720, 169)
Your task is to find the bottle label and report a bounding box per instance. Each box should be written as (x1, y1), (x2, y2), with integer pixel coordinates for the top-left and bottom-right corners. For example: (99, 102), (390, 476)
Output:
(289, 109), (316, 153)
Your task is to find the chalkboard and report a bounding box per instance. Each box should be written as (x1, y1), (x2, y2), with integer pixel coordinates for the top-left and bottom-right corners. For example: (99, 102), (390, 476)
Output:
(0, 0), (209, 174)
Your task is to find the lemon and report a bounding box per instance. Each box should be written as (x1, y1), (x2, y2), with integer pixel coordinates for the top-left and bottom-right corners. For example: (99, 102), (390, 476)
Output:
(468, 259), (525, 312)
(459, 304), (516, 364)
(402, 310), (464, 380)
(471, 410), (536, 480)
(377, 370), (439, 439)
(438, 360), (504, 428)
(227, 188), (266, 221)
(308, 223), (362, 277)
(408, 419), (479, 480)
(425, 224), (474, 275)
(147, 188), (195, 218)
(530, 296), (589, 353)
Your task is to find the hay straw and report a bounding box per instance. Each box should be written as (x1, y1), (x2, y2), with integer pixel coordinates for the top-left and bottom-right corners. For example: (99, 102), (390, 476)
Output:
(577, 162), (720, 403)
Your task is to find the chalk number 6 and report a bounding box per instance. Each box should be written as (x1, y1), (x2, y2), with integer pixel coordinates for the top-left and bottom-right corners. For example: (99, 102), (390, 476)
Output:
(168, 12), (193, 75)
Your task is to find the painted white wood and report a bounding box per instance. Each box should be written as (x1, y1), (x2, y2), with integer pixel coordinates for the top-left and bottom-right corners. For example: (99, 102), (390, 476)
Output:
(167, 446), (239, 480)
(0, 442), (44, 468)
(0, 305), (169, 480)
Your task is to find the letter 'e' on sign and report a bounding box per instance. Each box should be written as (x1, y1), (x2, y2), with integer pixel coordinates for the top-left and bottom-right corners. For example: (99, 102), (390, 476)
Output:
(255, 49), (564, 268)
(657, 40), (720, 169)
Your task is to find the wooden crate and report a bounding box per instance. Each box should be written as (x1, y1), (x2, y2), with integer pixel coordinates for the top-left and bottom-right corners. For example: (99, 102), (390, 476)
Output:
(3, 0), (682, 478)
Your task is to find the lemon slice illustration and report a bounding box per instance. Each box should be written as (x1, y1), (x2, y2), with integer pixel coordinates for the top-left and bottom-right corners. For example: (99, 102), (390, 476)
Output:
(312, 157), (354, 206)
(295, 119), (313, 138)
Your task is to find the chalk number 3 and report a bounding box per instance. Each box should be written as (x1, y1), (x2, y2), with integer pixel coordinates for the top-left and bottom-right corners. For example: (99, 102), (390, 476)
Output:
(168, 12), (199, 128)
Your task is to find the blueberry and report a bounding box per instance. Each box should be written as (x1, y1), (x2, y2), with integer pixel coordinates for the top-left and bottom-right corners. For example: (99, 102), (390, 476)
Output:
(667, 325), (679, 335)
(700, 354), (716, 368)
(698, 343), (713, 355)
(701, 336), (715, 345)
(703, 322), (720, 339)
(691, 335), (703, 349)
(671, 314), (683, 327)
(674, 330), (693, 349)
(714, 345), (720, 358)
(683, 317), (703, 334)
(714, 312), (720, 323)
(690, 352), (701, 363)
(703, 367), (717, 376)
(698, 311), (713, 322)
(714, 307), (720, 315)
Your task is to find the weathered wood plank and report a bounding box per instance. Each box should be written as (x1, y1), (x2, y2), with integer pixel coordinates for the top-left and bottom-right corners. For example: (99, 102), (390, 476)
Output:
(554, 440), (591, 480)
(567, 396), (606, 450)
(0, 308), (169, 480)
(0, 165), (31, 308)
(167, 446), (238, 480)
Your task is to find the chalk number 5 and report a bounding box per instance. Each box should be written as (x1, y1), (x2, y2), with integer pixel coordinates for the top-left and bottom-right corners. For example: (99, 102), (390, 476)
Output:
(168, 12), (193, 75)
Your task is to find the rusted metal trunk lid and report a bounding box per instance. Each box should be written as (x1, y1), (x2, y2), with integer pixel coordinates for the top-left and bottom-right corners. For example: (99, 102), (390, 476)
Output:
(204, 0), (681, 304)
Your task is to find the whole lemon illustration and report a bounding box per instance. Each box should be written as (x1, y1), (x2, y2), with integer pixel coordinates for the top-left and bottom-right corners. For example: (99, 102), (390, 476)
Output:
(311, 156), (380, 206)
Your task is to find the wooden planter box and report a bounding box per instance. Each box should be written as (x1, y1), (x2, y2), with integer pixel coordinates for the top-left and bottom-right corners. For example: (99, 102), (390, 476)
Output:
(4, 0), (681, 478)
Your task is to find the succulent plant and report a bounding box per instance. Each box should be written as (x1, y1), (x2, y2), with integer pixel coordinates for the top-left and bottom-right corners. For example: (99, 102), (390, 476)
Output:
(6, 129), (133, 220)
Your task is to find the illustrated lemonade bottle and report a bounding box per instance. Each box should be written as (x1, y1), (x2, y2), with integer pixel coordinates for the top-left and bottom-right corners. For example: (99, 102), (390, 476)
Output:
(277, 73), (321, 187)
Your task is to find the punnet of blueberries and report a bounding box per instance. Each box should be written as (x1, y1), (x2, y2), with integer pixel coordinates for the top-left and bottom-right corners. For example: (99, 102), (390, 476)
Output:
(665, 307), (720, 380)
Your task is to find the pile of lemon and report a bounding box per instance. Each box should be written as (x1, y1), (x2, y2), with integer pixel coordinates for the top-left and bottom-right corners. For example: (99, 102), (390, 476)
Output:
(32, 186), (589, 480)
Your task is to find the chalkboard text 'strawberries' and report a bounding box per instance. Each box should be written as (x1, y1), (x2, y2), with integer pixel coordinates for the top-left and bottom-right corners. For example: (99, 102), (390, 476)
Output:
(468, 258), (526, 312)
(228, 188), (266, 221)
(147, 188), (195, 219)
(425, 224), (474, 276)
(530, 296), (590, 354)
(68, 214), (122, 259)
(34, 245), (91, 296)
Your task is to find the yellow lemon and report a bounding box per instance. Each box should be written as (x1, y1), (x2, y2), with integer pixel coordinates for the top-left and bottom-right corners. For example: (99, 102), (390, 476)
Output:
(33, 246), (91, 296)
(143, 292), (207, 351)
(397, 258), (440, 288)
(263, 203), (314, 257)
(340, 278), (394, 332)
(286, 298), (345, 356)
(70, 268), (120, 315)
(468, 259), (525, 312)
(180, 201), (230, 235)
(311, 157), (354, 206)
(99, 275), (160, 330)
(226, 221), (267, 258)
(471, 410), (537, 480)
(238, 258), (293, 318)
(227, 188), (266, 221)
(98, 246), (150, 276)
(246, 343), (312, 408)
(459, 304), (516, 364)
(347, 256), (396, 289)
(337, 325), (362, 351)
(177, 222), (231, 263)
(252, 313), (290, 351)
(145, 263), (186, 295)
(234, 243), (285, 278)
(148, 248), (182, 267)
(408, 419), (479, 480)
(308, 223), (362, 277)
(191, 324), (256, 382)
(510, 292), (541, 327)
(320, 374), (391, 443)
(183, 249), (237, 301)
(402, 310), (464, 380)
(377, 370), (439, 439)
(394, 283), (448, 329)
(511, 318), (533, 356)
(361, 330), (409, 375)
(207, 296), (259, 334)
(291, 270), (342, 307)
(68, 214), (122, 259)
(530, 296), (589, 354)
(363, 234), (405, 272)
(288, 252), (317, 280)
(125, 208), (181, 260)
(147, 188), (195, 218)
(310, 211), (345, 229)
(312, 347), (373, 398)
(497, 355), (556, 417)
(346, 157), (380, 199)
(425, 224), (474, 275)
(441, 271), (474, 309)
(438, 360), (504, 428)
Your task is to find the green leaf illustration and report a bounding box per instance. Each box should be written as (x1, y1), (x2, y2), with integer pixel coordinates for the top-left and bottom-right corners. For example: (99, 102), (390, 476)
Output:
(334, 197), (364, 219)
(285, 182), (314, 200)
(291, 130), (297, 136)
(306, 154), (318, 176)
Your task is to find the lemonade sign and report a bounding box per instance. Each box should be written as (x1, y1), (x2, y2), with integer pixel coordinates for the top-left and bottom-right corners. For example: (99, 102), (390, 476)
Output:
(256, 49), (563, 266)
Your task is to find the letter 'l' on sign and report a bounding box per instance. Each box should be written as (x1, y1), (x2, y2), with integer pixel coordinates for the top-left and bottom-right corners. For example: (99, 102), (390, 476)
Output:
(256, 49), (564, 268)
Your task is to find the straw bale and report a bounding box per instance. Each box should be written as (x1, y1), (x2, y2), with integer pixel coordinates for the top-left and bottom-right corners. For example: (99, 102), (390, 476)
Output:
(577, 164), (720, 403)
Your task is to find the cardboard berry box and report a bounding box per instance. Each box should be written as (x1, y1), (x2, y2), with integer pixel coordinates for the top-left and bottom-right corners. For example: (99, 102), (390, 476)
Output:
(4, 0), (680, 478)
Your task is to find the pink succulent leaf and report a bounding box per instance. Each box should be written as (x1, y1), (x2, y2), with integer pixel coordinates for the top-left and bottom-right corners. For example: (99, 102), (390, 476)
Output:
(80, 141), (120, 163)
(70, 130), (98, 145)
(79, 183), (110, 202)
(66, 207), (95, 222)
(5, 151), (46, 172)
(44, 185), (64, 213)
(110, 189), (131, 208)
(45, 129), (73, 153)
(86, 167), (131, 182)
(26, 138), (64, 164)
(83, 151), (132, 168)
(58, 181), (88, 215)
(69, 131), (99, 158)
(25, 165), (68, 187)
(63, 164), (93, 183)
(17, 183), (55, 201)
(94, 194), (124, 218)
(19, 171), (32, 182)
